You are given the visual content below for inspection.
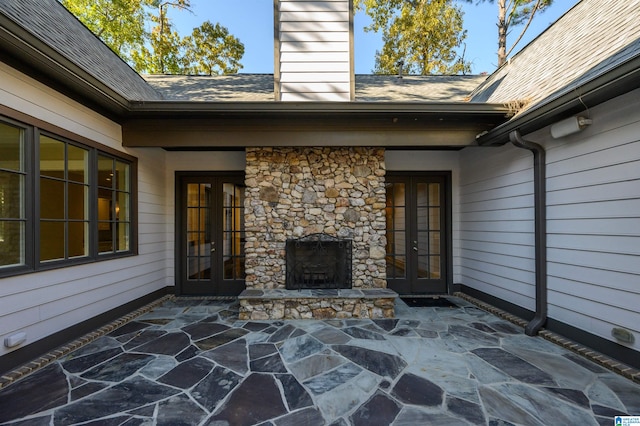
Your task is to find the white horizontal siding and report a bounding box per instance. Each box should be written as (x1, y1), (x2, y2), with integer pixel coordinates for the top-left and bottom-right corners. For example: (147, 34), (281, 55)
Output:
(543, 89), (640, 351)
(277, 0), (352, 101)
(0, 65), (171, 357)
(459, 144), (537, 310)
(460, 88), (640, 352)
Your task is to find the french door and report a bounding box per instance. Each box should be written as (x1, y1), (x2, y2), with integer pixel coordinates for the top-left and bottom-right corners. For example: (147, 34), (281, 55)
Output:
(385, 173), (450, 294)
(176, 173), (245, 296)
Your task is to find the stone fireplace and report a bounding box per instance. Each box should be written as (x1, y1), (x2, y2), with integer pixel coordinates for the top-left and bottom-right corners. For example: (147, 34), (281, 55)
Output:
(238, 147), (397, 319)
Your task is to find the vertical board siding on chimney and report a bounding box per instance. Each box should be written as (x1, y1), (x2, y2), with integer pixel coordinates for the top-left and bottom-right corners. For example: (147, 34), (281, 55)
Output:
(277, 0), (353, 101)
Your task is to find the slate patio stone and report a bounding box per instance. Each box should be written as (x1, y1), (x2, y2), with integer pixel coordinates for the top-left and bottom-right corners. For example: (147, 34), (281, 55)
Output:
(1, 297), (638, 425)
(157, 356), (214, 388)
(391, 372), (444, 406)
(273, 407), (325, 426)
(135, 332), (191, 355)
(472, 347), (557, 385)
(250, 352), (288, 373)
(208, 373), (288, 425)
(0, 363), (69, 423)
(332, 344), (407, 379)
(276, 374), (314, 410)
(194, 327), (249, 350)
(446, 395), (486, 424)
(62, 346), (123, 373)
(80, 353), (155, 382)
(349, 391), (401, 426)
(202, 338), (249, 374)
(53, 376), (180, 424)
(181, 321), (230, 340)
(156, 394), (208, 426)
(191, 365), (243, 412)
(303, 362), (363, 395)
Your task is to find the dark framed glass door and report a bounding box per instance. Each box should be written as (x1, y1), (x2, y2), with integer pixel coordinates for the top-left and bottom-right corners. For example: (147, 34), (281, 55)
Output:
(385, 172), (450, 294)
(176, 172), (245, 296)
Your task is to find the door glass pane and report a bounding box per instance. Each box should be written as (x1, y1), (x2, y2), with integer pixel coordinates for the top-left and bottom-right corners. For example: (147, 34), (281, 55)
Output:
(416, 183), (429, 207)
(417, 255), (429, 278)
(223, 182), (245, 280)
(385, 182), (406, 279)
(430, 256), (441, 279)
(186, 183), (212, 280)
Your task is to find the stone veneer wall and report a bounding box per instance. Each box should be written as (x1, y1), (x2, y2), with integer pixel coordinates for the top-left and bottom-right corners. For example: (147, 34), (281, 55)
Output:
(244, 147), (387, 290)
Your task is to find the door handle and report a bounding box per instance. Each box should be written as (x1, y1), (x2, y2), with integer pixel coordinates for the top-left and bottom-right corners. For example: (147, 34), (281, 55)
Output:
(211, 248), (216, 252)
(412, 246), (418, 251)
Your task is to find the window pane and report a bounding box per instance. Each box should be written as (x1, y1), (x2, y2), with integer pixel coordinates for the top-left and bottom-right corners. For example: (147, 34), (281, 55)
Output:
(0, 221), (24, 267)
(99, 223), (114, 253)
(116, 192), (129, 221)
(40, 220), (65, 261)
(68, 145), (88, 184)
(69, 221), (88, 258)
(116, 222), (129, 251)
(40, 136), (65, 179)
(40, 178), (65, 219)
(115, 161), (129, 191)
(68, 183), (88, 220)
(0, 122), (23, 172)
(0, 172), (23, 219)
(98, 155), (113, 188)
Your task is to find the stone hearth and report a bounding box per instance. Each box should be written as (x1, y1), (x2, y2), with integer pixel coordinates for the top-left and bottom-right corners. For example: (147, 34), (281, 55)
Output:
(239, 147), (396, 319)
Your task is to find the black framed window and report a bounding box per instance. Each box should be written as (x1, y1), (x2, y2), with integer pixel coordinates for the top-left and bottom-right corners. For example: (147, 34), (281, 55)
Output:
(0, 121), (27, 269)
(97, 154), (131, 254)
(0, 114), (136, 276)
(39, 134), (90, 262)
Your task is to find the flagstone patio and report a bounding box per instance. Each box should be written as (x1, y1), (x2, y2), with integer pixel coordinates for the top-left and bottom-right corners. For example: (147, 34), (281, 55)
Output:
(0, 296), (638, 425)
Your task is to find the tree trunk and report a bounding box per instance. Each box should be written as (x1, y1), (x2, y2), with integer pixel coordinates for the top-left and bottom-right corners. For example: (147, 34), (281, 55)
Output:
(497, 0), (507, 67)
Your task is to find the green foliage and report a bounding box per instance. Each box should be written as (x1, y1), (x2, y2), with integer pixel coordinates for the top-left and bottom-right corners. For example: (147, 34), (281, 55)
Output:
(183, 21), (245, 75)
(60, 0), (244, 75)
(60, 0), (149, 63)
(355, 0), (471, 75)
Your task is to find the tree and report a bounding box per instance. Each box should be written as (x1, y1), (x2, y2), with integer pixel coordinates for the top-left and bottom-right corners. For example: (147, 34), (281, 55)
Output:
(60, 0), (245, 75)
(355, 0), (471, 75)
(467, 0), (553, 67)
(60, 0), (150, 63)
(183, 21), (245, 75)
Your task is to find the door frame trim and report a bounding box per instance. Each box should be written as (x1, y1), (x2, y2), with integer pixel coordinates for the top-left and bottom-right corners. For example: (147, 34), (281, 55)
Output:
(174, 171), (245, 296)
(386, 171), (453, 294)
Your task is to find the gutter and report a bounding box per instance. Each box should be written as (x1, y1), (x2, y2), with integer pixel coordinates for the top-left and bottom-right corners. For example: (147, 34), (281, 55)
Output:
(509, 130), (547, 336)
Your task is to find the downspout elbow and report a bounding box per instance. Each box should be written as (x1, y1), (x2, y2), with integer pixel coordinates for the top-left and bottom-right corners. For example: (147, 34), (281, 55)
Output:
(509, 130), (547, 336)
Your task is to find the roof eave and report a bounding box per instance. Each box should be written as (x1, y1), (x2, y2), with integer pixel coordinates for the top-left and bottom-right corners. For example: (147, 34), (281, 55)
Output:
(126, 100), (510, 117)
(476, 55), (640, 146)
(0, 13), (131, 118)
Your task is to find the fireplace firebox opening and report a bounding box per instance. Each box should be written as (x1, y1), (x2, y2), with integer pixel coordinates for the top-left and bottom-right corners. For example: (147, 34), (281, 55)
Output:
(286, 234), (352, 290)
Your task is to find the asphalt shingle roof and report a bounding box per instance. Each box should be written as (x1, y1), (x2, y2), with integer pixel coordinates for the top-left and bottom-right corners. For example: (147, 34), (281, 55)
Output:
(144, 74), (487, 102)
(470, 0), (640, 110)
(0, 0), (162, 101)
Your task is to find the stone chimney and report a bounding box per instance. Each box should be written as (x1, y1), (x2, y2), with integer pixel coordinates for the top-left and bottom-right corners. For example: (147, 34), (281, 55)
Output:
(274, 0), (355, 101)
